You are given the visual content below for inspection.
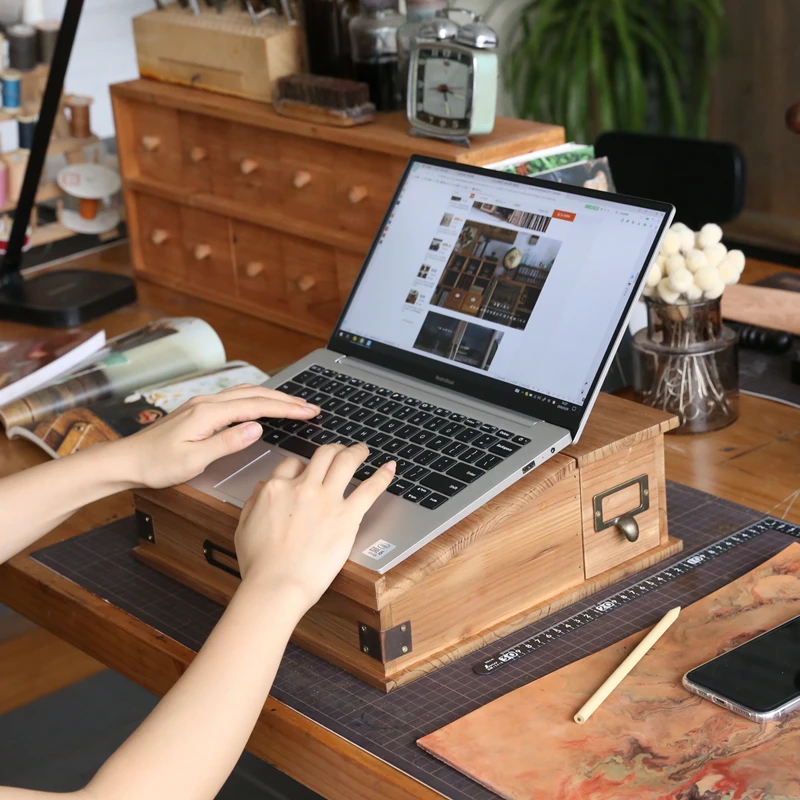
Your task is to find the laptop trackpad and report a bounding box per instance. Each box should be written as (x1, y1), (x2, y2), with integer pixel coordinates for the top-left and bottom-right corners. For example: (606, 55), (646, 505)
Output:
(215, 450), (277, 504)
(215, 452), (359, 505)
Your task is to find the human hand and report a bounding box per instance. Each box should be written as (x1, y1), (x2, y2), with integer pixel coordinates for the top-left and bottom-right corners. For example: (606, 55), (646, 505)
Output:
(234, 443), (395, 611)
(117, 385), (319, 490)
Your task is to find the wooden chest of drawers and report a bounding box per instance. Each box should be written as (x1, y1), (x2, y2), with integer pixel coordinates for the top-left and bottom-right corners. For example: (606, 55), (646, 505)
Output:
(112, 79), (565, 338)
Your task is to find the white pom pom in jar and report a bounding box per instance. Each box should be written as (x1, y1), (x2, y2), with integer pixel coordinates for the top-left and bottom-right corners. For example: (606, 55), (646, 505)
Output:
(718, 257), (741, 285)
(703, 278), (725, 300)
(677, 228), (695, 254)
(703, 242), (727, 268)
(685, 282), (703, 302)
(668, 267), (694, 294)
(661, 230), (680, 256)
(646, 262), (662, 287)
(665, 253), (686, 275)
(726, 249), (746, 273)
(694, 265), (720, 292)
(685, 249), (708, 273)
(697, 223), (723, 249)
(657, 277), (680, 304)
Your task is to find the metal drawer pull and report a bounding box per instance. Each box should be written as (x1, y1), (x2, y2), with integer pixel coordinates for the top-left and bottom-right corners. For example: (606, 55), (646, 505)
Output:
(190, 146), (207, 163)
(592, 474), (649, 543)
(151, 228), (169, 245)
(245, 261), (264, 278)
(142, 135), (161, 152)
(203, 539), (241, 579)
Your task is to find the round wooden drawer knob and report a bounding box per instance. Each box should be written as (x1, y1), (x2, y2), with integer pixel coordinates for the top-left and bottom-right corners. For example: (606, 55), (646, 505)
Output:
(190, 146), (208, 163)
(348, 185), (369, 204)
(150, 228), (169, 245)
(245, 261), (264, 278)
(142, 135), (161, 152)
(293, 170), (312, 189)
(240, 158), (259, 175)
(297, 274), (316, 292)
(194, 244), (212, 261)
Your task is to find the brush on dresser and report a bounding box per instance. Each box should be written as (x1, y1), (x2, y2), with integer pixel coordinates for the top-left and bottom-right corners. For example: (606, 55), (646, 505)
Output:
(274, 73), (376, 127)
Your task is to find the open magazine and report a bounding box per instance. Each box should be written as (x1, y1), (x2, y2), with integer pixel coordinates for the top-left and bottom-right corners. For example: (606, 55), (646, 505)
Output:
(0, 317), (267, 459)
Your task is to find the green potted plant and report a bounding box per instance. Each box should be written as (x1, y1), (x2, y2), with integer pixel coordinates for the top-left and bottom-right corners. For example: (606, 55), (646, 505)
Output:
(491, 0), (726, 141)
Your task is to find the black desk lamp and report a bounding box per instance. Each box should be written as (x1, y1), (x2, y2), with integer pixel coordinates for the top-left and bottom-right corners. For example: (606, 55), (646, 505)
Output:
(0, 0), (136, 327)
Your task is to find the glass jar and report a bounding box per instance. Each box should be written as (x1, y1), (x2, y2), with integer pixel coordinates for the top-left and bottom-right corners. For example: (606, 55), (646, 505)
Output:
(632, 297), (739, 434)
(349, 0), (406, 111)
(397, 0), (449, 101)
(301, 0), (360, 79)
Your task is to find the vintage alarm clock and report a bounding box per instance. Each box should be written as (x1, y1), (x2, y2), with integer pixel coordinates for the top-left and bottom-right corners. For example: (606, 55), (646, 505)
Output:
(407, 14), (498, 145)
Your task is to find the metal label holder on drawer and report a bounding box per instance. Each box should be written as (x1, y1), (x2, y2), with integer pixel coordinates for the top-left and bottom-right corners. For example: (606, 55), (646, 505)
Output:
(131, 393), (681, 692)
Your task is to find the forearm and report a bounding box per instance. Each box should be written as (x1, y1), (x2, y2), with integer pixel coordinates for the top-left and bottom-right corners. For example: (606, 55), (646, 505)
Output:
(84, 578), (306, 800)
(0, 441), (135, 564)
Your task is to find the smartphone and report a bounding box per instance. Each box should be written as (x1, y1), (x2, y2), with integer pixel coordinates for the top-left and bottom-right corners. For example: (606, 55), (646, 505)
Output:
(683, 613), (800, 723)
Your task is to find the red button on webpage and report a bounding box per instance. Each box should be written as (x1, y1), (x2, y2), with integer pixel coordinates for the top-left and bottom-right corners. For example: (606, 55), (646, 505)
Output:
(553, 210), (576, 221)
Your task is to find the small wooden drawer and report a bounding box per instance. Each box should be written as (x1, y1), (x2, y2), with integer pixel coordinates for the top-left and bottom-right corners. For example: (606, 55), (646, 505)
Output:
(176, 111), (220, 194)
(179, 207), (236, 297)
(209, 122), (281, 208)
(232, 221), (285, 310)
(334, 149), (405, 239)
(579, 440), (663, 578)
(127, 101), (183, 186)
(134, 193), (186, 282)
(281, 233), (341, 331)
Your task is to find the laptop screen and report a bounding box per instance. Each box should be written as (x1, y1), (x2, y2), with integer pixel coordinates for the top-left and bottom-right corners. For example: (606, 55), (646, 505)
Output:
(331, 156), (673, 438)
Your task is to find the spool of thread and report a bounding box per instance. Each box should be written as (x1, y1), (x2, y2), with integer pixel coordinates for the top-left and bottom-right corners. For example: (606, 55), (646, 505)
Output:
(1, 69), (22, 110)
(17, 114), (35, 149)
(6, 149), (29, 204)
(35, 19), (59, 65)
(66, 95), (92, 139)
(79, 197), (99, 220)
(0, 161), (8, 208)
(8, 24), (37, 72)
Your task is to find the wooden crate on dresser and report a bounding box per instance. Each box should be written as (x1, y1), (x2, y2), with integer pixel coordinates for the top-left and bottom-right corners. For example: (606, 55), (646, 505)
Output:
(111, 79), (565, 339)
(132, 394), (681, 692)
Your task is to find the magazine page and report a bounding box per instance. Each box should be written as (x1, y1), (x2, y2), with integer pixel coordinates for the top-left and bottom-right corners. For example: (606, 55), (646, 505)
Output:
(5, 361), (268, 458)
(0, 317), (225, 431)
(0, 329), (106, 407)
(537, 157), (617, 193)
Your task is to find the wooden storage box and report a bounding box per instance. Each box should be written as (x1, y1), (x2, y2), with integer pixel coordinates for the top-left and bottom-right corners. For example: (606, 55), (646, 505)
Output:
(111, 79), (565, 339)
(133, 4), (304, 104)
(132, 394), (681, 692)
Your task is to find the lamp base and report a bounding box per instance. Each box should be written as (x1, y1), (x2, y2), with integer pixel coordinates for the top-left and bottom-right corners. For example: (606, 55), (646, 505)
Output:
(0, 269), (137, 328)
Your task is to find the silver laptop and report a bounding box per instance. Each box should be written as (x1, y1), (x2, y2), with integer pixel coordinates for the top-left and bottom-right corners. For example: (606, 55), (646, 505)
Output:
(191, 156), (674, 573)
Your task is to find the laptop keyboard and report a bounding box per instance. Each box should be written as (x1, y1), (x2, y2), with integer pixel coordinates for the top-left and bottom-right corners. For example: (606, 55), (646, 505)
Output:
(259, 365), (531, 511)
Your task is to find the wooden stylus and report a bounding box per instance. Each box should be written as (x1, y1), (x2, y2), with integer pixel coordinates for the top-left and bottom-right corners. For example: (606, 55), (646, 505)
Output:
(574, 606), (681, 724)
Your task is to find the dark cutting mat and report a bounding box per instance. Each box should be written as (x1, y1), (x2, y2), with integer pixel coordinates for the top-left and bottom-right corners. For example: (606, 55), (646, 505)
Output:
(31, 483), (800, 800)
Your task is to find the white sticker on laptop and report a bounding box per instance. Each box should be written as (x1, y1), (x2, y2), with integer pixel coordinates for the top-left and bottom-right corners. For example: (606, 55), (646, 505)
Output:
(363, 539), (396, 560)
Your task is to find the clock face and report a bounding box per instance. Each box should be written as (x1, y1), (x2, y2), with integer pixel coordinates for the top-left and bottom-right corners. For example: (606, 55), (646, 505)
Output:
(414, 46), (474, 131)
(504, 248), (523, 269)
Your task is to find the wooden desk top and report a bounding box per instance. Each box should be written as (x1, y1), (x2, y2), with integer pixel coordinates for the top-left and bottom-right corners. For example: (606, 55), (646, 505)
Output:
(1, 245), (799, 800)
